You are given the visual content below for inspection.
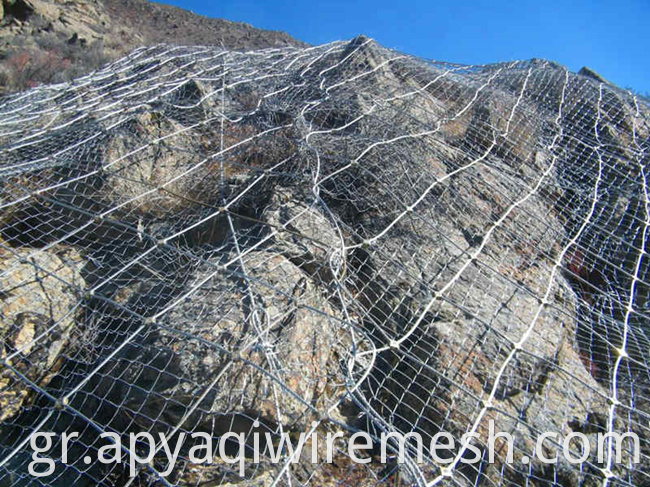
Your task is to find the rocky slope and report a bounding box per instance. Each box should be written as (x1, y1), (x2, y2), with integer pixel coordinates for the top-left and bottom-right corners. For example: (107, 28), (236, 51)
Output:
(0, 37), (649, 487)
(0, 0), (305, 93)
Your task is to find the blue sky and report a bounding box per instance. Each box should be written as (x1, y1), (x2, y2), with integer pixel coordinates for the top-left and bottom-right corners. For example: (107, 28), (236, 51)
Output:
(159, 0), (649, 94)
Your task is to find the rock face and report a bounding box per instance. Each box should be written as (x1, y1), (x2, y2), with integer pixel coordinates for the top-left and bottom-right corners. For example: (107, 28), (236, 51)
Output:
(0, 243), (84, 421)
(157, 252), (342, 427)
(0, 38), (649, 487)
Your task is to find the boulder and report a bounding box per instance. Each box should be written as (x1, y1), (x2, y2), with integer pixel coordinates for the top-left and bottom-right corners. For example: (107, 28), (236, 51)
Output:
(101, 111), (211, 217)
(0, 242), (84, 421)
(153, 251), (345, 428)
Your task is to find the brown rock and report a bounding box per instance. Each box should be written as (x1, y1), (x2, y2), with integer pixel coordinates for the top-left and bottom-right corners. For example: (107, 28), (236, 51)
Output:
(156, 251), (345, 428)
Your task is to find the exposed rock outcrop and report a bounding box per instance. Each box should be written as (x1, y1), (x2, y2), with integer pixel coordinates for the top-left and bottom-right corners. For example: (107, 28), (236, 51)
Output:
(0, 37), (648, 486)
(0, 242), (84, 421)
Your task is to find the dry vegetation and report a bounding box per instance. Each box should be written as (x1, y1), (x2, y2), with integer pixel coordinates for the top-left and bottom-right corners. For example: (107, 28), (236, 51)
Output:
(0, 0), (305, 94)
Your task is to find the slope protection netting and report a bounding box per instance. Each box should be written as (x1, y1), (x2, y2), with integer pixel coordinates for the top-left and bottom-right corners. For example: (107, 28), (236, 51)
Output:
(0, 36), (649, 486)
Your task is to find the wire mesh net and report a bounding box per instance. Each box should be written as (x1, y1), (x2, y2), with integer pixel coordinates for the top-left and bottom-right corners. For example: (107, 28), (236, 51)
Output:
(0, 36), (649, 486)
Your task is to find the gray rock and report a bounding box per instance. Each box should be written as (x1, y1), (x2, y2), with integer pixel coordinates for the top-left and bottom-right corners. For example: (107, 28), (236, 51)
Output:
(1, 38), (649, 486)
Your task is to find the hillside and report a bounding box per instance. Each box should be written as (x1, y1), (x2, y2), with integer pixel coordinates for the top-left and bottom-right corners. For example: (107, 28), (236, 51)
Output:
(0, 36), (649, 486)
(0, 0), (305, 93)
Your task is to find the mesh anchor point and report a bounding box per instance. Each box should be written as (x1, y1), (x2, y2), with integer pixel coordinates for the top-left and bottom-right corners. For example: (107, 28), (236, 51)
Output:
(314, 410), (327, 423)
(608, 397), (621, 407)
(616, 348), (628, 358)
(389, 340), (400, 350)
(54, 397), (69, 410)
(440, 467), (453, 478)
